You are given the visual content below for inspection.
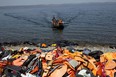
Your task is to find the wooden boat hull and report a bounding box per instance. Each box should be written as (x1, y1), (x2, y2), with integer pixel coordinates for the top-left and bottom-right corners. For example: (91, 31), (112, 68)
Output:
(52, 23), (64, 29)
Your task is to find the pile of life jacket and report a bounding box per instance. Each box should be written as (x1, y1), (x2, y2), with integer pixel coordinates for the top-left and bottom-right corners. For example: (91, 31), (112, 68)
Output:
(0, 46), (116, 77)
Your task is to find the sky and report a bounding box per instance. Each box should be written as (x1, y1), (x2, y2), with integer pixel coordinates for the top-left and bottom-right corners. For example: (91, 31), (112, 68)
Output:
(0, 0), (116, 6)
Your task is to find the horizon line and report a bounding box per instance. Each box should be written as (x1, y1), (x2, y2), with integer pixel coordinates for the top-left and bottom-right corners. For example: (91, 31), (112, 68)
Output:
(0, 2), (116, 7)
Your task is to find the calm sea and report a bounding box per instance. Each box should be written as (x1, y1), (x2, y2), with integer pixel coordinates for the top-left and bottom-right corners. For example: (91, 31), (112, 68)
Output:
(0, 3), (116, 45)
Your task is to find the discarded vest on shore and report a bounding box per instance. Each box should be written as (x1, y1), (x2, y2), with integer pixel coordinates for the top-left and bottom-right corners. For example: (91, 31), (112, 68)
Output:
(0, 46), (116, 77)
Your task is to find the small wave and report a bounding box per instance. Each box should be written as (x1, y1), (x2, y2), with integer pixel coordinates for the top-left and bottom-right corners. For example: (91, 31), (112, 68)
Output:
(4, 13), (44, 26)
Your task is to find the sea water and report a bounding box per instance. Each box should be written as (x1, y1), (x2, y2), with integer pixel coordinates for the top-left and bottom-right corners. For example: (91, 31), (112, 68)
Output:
(0, 3), (116, 45)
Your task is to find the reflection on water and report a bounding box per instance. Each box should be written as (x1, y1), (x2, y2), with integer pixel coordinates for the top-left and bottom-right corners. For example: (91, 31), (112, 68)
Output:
(52, 28), (64, 41)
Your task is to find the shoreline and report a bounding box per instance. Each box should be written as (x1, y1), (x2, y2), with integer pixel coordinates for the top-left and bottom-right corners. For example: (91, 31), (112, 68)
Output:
(1, 40), (116, 53)
(0, 39), (116, 47)
(3, 44), (116, 52)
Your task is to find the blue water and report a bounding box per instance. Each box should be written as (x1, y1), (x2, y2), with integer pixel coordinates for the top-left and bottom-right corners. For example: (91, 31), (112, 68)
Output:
(0, 3), (116, 45)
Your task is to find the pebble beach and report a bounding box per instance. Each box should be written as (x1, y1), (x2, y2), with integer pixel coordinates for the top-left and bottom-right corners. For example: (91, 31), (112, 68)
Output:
(2, 43), (116, 53)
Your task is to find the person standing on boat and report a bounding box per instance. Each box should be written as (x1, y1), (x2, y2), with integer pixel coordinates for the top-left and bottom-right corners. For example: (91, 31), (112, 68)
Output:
(52, 16), (56, 25)
(58, 19), (63, 25)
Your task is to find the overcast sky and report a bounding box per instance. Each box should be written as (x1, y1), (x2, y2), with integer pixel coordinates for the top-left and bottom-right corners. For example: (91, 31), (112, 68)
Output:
(0, 0), (116, 6)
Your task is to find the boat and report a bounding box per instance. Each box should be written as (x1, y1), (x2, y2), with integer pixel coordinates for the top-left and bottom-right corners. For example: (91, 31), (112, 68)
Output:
(52, 17), (64, 29)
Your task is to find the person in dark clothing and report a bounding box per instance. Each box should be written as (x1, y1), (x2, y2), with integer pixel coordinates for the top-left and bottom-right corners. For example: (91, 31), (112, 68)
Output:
(52, 16), (57, 25)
